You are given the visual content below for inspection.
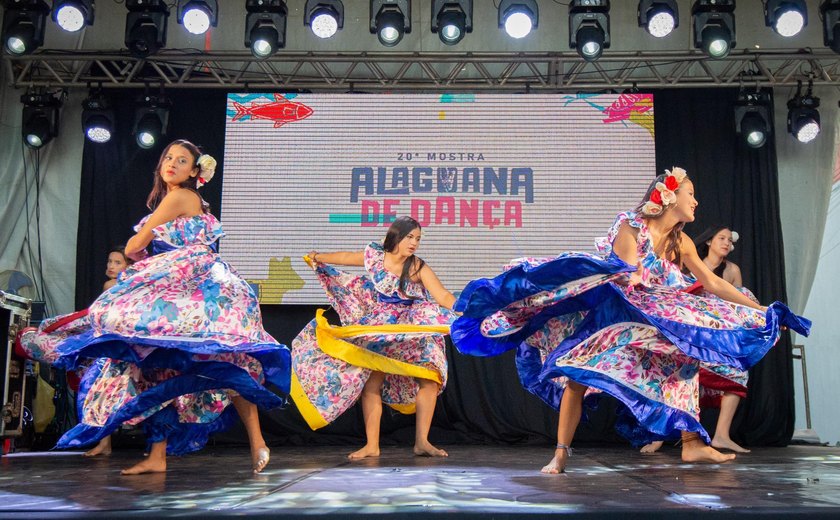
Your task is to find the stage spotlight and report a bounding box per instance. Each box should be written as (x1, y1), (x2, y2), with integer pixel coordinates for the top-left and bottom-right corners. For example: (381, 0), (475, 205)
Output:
(52, 1), (94, 33)
(734, 90), (772, 149)
(765, 0), (806, 37)
(787, 81), (820, 143)
(177, 1), (217, 36)
(133, 95), (171, 149)
(498, 0), (538, 39)
(21, 91), (62, 149)
(692, 0), (735, 59)
(370, 0), (410, 47)
(432, 0), (472, 46)
(125, 0), (169, 58)
(570, 0), (610, 62)
(305, 0), (343, 39)
(2, 0), (50, 55)
(638, 0), (678, 38)
(245, 0), (287, 57)
(821, 0), (840, 53)
(82, 92), (114, 144)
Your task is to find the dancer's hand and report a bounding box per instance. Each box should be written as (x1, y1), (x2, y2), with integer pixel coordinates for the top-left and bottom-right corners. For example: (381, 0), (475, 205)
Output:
(615, 272), (642, 287)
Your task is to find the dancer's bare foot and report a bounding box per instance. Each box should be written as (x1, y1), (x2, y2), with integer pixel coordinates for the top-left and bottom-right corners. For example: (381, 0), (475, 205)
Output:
(640, 440), (664, 454)
(681, 442), (737, 463)
(121, 458), (166, 475)
(252, 446), (270, 474)
(348, 445), (380, 460)
(413, 441), (448, 457)
(84, 437), (112, 457)
(541, 446), (571, 474)
(712, 437), (751, 453)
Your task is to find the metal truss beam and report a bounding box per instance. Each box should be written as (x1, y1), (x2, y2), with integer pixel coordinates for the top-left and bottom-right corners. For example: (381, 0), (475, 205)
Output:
(5, 49), (840, 91)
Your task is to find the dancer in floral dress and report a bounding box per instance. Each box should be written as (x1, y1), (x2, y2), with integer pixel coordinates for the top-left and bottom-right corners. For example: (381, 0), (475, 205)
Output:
(451, 168), (810, 473)
(18, 140), (289, 475)
(641, 225), (756, 455)
(293, 216), (457, 460)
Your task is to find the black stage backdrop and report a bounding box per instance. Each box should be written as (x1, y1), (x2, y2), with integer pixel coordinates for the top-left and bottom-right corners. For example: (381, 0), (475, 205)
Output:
(75, 88), (794, 449)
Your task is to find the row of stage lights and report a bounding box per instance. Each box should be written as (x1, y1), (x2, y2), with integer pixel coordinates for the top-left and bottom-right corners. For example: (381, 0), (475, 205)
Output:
(3, 1), (840, 61)
(18, 78), (821, 151)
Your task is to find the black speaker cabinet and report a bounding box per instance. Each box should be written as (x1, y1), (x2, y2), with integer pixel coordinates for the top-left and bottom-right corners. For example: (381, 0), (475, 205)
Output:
(1, 290), (31, 437)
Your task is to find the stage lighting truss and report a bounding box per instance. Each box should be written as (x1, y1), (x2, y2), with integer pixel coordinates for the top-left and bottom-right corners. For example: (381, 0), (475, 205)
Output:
(765, 0), (806, 38)
(692, 0), (735, 59)
(370, 0), (410, 47)
(177, 1), (217, 36)
(125, 0), (169, 58)
(638, 0), (678, 38)
(821, 0), (840, 53)
(82, 91), (114, 144)
(570, 0), (610, 62)
(734, 89), (772, 149)
(133, 94), (171, 149)
(787, 80), (820, 143)
(498, 0), (538, 40)
(21, 90), (62, 149)
(2, 0), (49, 56)
(305, 0), (343, 39)
(246, 0), (287, 58)
(432, 0), (472, 46)
(52, 0), (94, 33)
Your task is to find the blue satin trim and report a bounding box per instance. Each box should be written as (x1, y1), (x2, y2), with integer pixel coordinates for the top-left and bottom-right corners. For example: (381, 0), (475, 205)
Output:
(55, 360), (284, 455)
(50, 331), (290, 394)
(377, 292), (415, 305)
(150, 239), (218, 256)
(76, 357), (108, 421)
(454, 252), (634, 316)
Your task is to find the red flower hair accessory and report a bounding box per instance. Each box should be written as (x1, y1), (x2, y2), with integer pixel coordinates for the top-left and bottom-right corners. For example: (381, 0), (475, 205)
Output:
(641, 167), (687, 216)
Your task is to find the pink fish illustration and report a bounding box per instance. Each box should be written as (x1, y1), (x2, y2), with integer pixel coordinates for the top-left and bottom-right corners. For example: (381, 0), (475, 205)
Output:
(232, 93), (313, 128)
(602, 93), (652, 124)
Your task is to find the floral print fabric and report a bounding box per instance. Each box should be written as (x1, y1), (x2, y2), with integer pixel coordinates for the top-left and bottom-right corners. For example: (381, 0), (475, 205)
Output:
(291, 243), (455, 428)
(19, 213), (289, 454)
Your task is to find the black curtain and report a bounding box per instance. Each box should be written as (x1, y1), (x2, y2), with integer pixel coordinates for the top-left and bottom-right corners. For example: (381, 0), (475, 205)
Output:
(653, 88), (794, 446)
(75, 89), (793, 448)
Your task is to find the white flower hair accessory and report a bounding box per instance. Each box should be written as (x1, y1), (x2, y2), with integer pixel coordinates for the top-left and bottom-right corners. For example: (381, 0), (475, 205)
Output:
(730, 230), (739, 252)
(196, 154), (217, 187)
(640, 166), (687, 216)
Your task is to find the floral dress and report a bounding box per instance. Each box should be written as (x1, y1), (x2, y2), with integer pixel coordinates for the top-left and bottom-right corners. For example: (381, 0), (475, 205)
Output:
(290, 242), (455, 429)
(451, 211), (810, 445)
(19, 214), (290, 454)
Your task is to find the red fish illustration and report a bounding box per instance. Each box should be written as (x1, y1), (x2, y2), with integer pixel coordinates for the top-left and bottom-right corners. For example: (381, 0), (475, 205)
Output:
(602, 93), (652, 124)
(231, 93), (314, 128)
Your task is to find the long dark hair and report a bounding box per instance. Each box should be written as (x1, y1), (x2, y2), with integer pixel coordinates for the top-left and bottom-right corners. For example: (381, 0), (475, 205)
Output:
(383, 216), (426, 295)
(108, 245), (134, 266)
(694, 225), (731, 277)
(635, 172), (690, 266)
(145, 139), (207, 212)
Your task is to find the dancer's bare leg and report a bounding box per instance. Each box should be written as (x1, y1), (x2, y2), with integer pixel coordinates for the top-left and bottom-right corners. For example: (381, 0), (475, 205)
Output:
(413, 378), (447, 457)
(84, 435), (112, 457)
(542, 381), (586, 474)
(348, 371), (386, 460)
(711, 393), (750, 453)
(122, 440), (167, 475)
(231, 394), (270, 473)
(681, 431), (737, 463)
(640, 440), (664, 454)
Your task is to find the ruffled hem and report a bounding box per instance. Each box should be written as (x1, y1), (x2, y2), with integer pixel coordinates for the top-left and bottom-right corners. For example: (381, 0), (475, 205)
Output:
(57, 360), (285, 455)
(547, 366), (710, 445)
(49, 331), (290, 393)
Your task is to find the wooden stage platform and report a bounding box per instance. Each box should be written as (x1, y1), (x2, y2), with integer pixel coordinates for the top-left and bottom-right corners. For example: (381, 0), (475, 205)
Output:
(2, 444), (840, 518)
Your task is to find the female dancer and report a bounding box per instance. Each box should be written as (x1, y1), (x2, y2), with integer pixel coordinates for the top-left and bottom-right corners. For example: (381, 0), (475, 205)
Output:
(81, 246), (134, 458)
(641, 225), (752, 454)
(293, 216), (457, 460)
(18, 140), (290, 474)
(451, 168), (809, 473)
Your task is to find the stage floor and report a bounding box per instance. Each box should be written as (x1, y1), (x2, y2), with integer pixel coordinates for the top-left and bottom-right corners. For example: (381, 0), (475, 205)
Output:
(2, 444), (840, 518)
